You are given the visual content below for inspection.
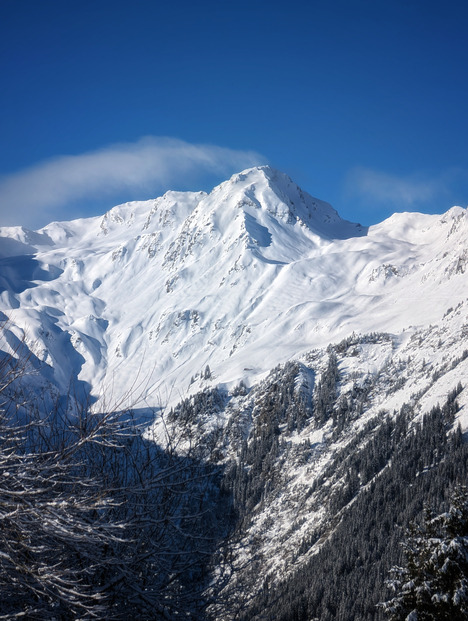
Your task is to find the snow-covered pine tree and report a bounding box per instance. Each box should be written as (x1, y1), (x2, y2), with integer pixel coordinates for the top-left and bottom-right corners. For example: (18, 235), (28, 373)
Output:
(379, 487), (468, 620)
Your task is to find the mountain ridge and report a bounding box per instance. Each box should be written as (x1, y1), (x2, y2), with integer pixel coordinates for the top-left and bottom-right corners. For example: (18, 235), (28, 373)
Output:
(0, 166), (466, 411)
(1, 165), (468, 618)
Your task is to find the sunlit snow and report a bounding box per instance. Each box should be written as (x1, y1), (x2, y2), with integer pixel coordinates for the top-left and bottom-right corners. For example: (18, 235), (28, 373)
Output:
(1, 165), (467, 414)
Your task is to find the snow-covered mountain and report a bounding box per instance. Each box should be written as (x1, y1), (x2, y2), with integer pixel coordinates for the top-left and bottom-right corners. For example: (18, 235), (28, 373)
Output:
(1, 165), (467, 413)
(2, 165), (468, 619)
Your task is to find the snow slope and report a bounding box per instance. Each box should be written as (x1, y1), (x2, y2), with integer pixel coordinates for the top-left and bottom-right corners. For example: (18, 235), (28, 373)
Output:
(0, 165), (467, 410)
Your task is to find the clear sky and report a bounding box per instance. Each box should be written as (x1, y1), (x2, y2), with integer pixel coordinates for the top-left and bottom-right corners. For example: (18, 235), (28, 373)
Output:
(1, 0), (468, 229)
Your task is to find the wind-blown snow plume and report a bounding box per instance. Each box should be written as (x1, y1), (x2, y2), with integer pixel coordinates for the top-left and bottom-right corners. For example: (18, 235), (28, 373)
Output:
(0, 137), (266, 228)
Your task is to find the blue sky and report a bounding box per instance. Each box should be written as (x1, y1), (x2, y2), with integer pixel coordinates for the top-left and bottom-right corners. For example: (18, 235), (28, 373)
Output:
(1, 0), (468, 228)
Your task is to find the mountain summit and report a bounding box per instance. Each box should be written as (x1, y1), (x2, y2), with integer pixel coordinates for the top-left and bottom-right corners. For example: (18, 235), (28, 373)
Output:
(0, 166), (467, 408)
(1, 166), (468, 619)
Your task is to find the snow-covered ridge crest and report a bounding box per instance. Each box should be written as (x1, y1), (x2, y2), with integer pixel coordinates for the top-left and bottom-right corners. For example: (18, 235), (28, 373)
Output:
(0, 166), (467, 409)
(213, 166), (366, 239)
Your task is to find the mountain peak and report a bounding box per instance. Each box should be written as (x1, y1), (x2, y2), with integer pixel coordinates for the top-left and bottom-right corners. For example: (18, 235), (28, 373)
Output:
(212, 165), (366, 242)
(1, 167), (465, 409)
(224, 164), (293, 189)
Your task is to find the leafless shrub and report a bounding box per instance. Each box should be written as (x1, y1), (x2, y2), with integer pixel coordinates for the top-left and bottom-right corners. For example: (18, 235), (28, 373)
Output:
(0, 323), (233, 619)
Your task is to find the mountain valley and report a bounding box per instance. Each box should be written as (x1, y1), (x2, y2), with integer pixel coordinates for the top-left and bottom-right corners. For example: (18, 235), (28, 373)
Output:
(1, 166), (468, 619)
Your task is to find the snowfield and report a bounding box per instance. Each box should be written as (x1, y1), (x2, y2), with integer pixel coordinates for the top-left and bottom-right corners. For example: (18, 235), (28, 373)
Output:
(0, 165), (466, 415)
(1, 165), (468, 617)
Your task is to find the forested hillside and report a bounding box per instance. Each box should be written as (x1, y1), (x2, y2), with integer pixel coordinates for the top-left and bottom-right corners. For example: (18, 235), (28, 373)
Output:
(1, 167), (467, 618)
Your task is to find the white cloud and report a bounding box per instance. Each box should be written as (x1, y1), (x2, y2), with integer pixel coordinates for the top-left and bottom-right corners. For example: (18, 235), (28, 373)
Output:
(346, 166), (447, 208)
(0, 137), (266, 228)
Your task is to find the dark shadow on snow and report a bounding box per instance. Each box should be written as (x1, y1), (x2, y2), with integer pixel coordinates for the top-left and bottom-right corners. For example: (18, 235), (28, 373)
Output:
(0, 254), (63, 294)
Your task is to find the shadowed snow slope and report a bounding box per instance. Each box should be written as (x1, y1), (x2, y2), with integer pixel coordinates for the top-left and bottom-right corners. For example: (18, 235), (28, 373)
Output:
(0, 166), (467, 408)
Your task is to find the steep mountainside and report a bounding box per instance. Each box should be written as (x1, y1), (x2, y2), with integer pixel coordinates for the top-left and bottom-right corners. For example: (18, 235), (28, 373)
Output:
(0, 166), (467, 411)
(1, 166), (468, 619)
(155, 302), (468, 618)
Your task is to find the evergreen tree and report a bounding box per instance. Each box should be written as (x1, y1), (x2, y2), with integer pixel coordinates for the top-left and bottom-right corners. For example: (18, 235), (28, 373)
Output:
(380, 487), (468, 620)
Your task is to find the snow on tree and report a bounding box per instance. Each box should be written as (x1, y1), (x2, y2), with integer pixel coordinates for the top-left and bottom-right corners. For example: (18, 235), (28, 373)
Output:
(0, 326), (233, 619)
(380, 487), (468, 620)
